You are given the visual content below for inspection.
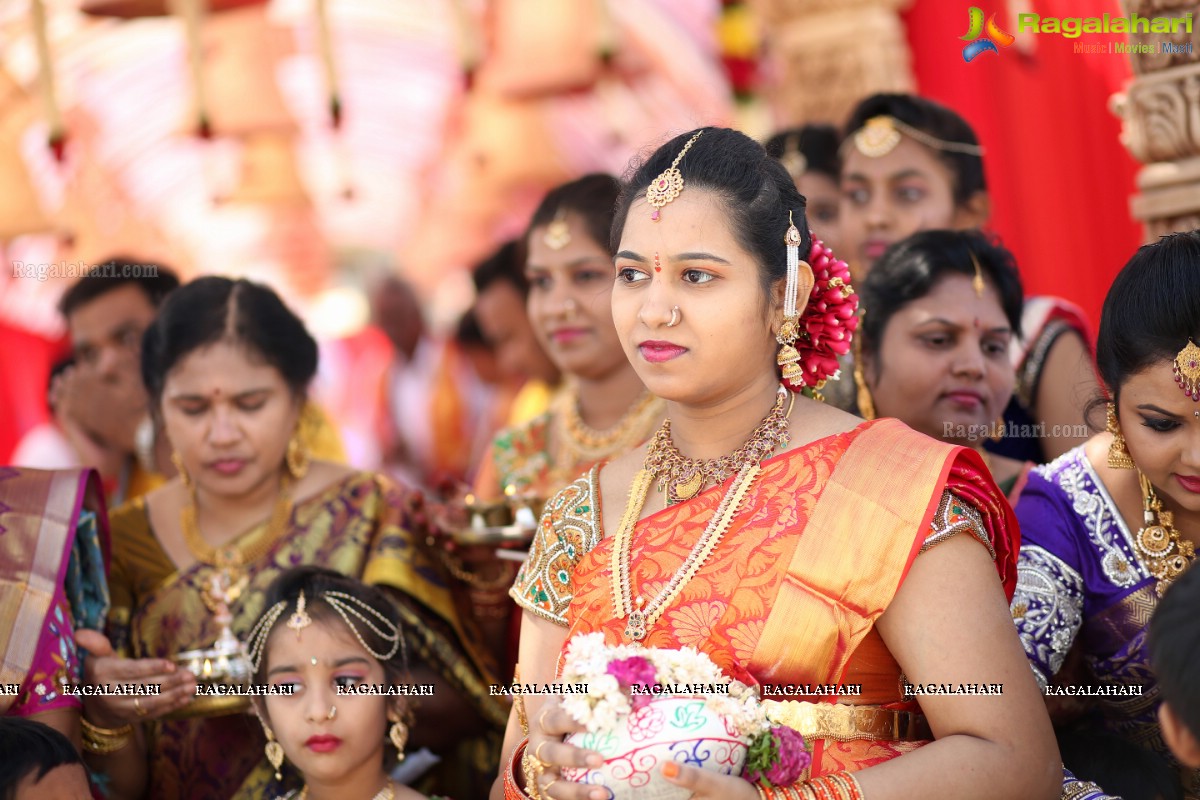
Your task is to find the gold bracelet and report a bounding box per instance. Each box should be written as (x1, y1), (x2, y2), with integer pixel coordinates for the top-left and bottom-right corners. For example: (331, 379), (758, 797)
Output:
(81, 717), (134, 755)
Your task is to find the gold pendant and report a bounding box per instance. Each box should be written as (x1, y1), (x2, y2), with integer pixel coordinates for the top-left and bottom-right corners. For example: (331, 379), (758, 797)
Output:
(1137, 524), (1172, 556)
(672, 471), (703, 502)
(625, 610), (647, 641)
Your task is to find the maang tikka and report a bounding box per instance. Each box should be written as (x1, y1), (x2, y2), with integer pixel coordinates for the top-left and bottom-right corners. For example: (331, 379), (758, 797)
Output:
(543, 207), (571, 251)
(776, 211), (808, 387)
(646, 130), (704, 221)
(1174, 338), (1200, 401)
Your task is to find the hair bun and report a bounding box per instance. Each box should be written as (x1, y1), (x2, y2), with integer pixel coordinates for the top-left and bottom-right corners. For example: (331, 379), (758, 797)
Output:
(784, 237), (859, 393)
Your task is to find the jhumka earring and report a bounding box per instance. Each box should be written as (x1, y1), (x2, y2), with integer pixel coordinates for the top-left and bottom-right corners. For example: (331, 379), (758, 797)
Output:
(286, 431), (309, 480)
(853, 312), (876, 420)
(263, 723), (285, 781)
(1106, 403), (1135, 470)
(646, 130), (704, 221)
(388, 715), (408, 763)
(1174, 338), (1200, 401)
(171, 452), (192, 490)
(776, 211), (808, 387)
(543, 208), (571, 251)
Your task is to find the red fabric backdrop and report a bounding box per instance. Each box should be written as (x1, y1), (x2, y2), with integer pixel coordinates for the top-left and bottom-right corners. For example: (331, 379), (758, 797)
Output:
(0, 321), (68, 463)
(902, 0), (1143, 336)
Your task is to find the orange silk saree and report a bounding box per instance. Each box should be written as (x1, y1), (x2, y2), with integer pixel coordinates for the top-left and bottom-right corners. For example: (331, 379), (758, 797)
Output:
(556, 418), (1018, 778)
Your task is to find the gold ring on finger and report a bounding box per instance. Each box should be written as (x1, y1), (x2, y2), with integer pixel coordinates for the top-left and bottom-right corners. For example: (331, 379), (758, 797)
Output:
(541, 778), (558, 796)
(533, 739), (552, 766)
(133, 697), (148, 717)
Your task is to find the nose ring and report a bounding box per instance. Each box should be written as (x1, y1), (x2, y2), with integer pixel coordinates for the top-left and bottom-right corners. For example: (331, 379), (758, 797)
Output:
(327, 706), (337, 720)
(667, 306), (681, 328)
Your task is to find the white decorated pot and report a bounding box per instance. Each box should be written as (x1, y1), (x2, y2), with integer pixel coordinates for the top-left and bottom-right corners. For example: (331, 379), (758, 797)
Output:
(561, 696), (748, 800)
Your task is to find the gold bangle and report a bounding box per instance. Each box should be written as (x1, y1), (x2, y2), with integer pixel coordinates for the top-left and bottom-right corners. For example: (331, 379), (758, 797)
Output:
(81, 717), (134, 755)
(521, 751), (543, 800)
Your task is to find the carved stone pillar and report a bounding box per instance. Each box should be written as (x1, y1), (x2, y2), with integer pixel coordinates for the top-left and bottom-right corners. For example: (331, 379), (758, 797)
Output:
(748, 0), (914, 125)
(1112, 0), (1200, 239)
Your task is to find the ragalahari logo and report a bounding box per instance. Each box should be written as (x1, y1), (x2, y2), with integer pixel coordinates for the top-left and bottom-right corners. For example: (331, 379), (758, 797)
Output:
(960, 7), (1015, 62)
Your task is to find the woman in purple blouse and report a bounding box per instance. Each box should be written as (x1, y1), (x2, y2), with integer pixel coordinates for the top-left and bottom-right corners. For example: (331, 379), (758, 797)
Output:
(1012, 231), (1200, 799)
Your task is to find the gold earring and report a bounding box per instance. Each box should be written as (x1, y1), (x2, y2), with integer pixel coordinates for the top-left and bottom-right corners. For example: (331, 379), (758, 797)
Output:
(1106, 403), (1134, 470)
(286, 432), (309, 479)
(263, 725), (285, 781)
(775, 318), (804, 386)
(171, 452), (192, 490)
(389, 718), (408, 762)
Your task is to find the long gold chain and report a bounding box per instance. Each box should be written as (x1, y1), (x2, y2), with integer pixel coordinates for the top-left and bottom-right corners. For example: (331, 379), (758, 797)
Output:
(181, 473), (295, 572)
(645, 385), (791, 504)
(611, 462), (761, 641)
(1134, 471), (1196, 595)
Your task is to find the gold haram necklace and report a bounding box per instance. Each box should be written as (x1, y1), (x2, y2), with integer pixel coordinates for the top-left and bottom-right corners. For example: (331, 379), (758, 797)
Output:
(1134, 471), (1196, 595)
(552, 386), (664, 466)
(644, 385), (791, 504)
(182, 472), (295, 610)
(610, 386), (791, 641)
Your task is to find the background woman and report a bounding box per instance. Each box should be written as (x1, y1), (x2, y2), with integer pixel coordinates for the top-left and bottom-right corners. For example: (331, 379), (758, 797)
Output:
(78, 277), (505, 800)
(764, 124), (843, 255)
(496, 127), (1058, 800)
(855, 230), (1030, 503)
(839, 93), (1095, 463)
(1011, 231), (1200, 799)
(474, 174), (664, 502)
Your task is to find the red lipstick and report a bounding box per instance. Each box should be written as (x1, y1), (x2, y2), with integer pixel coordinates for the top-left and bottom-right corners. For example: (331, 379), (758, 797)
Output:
(1176, 474), (1200, 494)
(305, 734), (342, 753)
(638, 340), (687, 363)
(208, 459), (247, 476)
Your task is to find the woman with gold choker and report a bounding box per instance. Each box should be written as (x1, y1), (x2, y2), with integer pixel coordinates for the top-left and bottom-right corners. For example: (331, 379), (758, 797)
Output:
(80, 278), (506, 800)
(1011, 233), (1200, 799)
(493, 128), (1060, 799)
(474, 174), (665, 503)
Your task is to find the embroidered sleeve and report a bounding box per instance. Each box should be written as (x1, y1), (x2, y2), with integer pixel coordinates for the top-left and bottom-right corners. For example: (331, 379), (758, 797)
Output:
(921, 491), (996, 561)
(1060, 766), (1119, 799)
(1010, 545), (1084, 689)
(509, 467), (602, 626)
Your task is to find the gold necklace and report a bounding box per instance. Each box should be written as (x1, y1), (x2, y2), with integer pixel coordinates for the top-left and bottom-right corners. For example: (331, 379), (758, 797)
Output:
(552, 387), (664, 468)
(182, 473), (295, 610)
(182, 474), (295, 568)
(1134, 471), (1196, 595)
(644, 385), (791, 504)
(611, 462), (761, 641)
(298, 782), (394, 800)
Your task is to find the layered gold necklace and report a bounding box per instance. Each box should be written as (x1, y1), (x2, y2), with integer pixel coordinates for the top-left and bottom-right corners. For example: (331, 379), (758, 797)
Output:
(611, 386), (791, 641)
(551, 387), (663, 471)
(182, 473), (295, 612)
(1134, 471), (1196, 595)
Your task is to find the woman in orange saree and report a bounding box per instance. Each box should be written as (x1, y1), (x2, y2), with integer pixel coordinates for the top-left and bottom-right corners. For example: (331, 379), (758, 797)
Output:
(492, 127), (1060, 800)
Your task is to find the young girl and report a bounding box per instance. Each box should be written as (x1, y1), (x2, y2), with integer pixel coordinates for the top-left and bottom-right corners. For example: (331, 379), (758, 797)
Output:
(246, 566), (438, 800)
